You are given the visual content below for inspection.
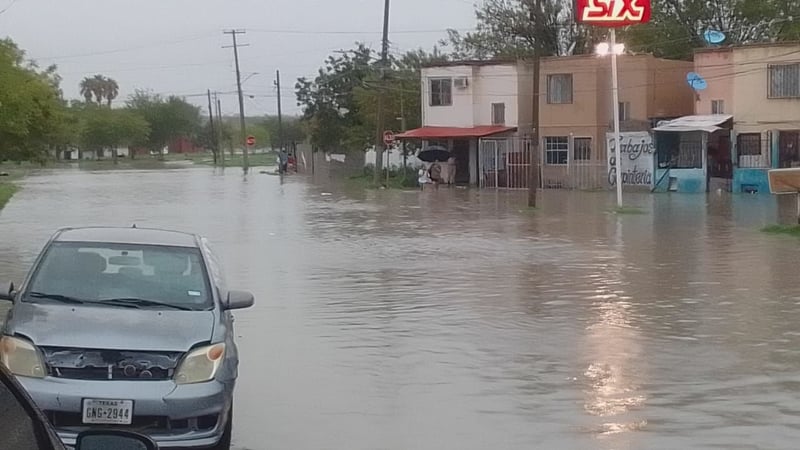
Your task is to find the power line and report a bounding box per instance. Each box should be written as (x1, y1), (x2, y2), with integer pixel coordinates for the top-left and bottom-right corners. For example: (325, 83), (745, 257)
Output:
(249, 27), (474, 36)
(0, 0), (18, 16)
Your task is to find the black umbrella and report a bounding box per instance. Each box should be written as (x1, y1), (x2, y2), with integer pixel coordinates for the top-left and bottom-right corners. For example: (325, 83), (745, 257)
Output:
(417, 147), (451, 163)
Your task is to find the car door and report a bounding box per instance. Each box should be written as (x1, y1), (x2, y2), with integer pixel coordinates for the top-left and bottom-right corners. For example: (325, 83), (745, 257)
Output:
(200, 238), (239, 381)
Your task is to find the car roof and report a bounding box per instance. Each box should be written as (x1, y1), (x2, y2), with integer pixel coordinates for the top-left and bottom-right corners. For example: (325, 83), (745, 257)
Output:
(53, 227), (201, 248)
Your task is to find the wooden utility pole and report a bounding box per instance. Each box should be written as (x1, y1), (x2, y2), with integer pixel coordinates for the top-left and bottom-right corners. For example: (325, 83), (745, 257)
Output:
(207, 89), (218, 165)
(373, 0), (391, 185)
(528, 0), (542, 207)
(215, 94), (225, 167)
(275, 70), (284, 153)
(223, 29), (250, 173)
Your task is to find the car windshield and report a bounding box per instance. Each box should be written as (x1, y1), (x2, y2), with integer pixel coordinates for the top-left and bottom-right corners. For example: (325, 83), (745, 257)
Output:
(25, 242), (211, 311)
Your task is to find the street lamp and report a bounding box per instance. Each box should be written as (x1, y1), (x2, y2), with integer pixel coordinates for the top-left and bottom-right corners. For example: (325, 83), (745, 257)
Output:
(596, 31), (625, 208)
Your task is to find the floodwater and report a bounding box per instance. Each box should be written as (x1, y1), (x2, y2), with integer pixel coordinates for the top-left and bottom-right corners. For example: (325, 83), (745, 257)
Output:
(2, 167), (800, 450)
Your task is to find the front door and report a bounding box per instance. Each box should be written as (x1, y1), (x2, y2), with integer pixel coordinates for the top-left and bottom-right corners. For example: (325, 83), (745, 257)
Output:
(452, 139), (471, 184)
(779, 131), (800, 168)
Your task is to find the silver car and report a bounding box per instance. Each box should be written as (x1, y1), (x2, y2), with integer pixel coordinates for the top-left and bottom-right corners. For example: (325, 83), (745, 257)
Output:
(0, 227), (254, 449)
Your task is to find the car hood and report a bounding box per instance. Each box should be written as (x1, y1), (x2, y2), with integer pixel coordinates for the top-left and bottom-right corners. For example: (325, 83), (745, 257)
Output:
(5, 303), (216, 352)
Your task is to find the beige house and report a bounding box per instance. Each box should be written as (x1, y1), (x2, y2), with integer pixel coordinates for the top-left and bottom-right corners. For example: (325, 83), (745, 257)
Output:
(539, 54), (695, 189)
(694, 43), (800, 193)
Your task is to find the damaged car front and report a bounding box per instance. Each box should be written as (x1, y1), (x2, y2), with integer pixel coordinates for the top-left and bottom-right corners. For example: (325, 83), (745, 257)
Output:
(0, 227), (253, 449)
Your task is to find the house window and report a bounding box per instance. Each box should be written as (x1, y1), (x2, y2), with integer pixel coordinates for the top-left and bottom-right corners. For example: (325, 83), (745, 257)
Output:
(737, 133), (764, 168)
(573, 138), (592, 161)
(618, 102), (631, 121)
(430, 78), (452, 106)
(768, 64), (800, 99)
(544, 137), (569, 165)
(547, 74), (573, 104)
(711, 100), (725, 114)
(491, 103), (505, 125)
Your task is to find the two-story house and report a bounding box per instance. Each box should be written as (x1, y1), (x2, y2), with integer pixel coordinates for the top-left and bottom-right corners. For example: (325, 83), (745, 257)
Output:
(539, 54), (694, 190)
(693, 43), (800, 194)
(397, 60), (535, 186)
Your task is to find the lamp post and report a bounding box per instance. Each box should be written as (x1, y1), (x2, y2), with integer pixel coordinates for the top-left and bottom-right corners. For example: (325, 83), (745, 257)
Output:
(596, 30), (626, 208)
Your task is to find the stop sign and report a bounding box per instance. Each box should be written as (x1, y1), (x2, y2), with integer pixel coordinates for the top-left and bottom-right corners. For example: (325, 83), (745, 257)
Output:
(246, 135), (256, 147)
(383, 131), (395, 146)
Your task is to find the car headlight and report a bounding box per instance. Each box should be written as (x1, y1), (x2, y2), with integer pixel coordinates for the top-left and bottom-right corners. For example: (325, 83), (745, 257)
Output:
(0, 336), (46, 379)
(175, 343), (225, 385)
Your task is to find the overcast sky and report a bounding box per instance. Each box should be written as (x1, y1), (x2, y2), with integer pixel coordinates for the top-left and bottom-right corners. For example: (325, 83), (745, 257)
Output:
(0, 0), (477, 116)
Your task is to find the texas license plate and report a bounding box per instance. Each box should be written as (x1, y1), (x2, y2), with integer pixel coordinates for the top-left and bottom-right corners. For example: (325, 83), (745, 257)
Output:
(82, 399), (134, 425)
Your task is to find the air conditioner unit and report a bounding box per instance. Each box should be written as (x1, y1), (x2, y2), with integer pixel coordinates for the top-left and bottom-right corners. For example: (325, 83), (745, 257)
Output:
(454, 77), (469, 89)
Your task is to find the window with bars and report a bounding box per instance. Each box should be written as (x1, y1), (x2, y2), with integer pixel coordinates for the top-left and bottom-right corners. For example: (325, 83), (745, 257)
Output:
(547, 74), (573, 104)
(544, 137), (569, 165)
(429, 78), (452, 106)
(573, 138), (592, 161)
(737, 133), (764, 168)
(768, 64), (800, 99)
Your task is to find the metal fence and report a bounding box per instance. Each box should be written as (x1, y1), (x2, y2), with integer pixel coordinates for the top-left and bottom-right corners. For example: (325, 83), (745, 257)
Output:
(479, 138), (532, 190)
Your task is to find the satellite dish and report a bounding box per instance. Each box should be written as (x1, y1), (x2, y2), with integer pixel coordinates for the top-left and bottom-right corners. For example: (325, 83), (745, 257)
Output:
(687, 72), (708, 91)
(704, 29), (727, 45)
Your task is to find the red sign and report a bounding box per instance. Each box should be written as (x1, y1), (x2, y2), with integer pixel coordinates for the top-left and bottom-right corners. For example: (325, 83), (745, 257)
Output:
(246, 135), (256, 147)
(383, 131), (395, 146)
(574, 0), (652, 27)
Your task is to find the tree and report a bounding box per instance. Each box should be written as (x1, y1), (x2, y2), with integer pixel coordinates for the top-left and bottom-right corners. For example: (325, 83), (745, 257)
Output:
(624, 0), (798, 59)
(80, 107), (150, 163)
(295, 43), (376, 152)
(441, 0), (601, 59)
(126, 90), (201, 159)
(263, 116), (307, 150)
(0, 38), (71, 163)
(445, 0), (800, 62)
(79, 74), (120, 106)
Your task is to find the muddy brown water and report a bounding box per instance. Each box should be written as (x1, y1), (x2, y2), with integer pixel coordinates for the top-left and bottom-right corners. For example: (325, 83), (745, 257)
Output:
(2, 167), (800, 449)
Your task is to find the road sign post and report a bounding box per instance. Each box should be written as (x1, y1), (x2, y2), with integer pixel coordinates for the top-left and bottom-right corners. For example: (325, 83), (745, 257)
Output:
(383, 131), (395, 187)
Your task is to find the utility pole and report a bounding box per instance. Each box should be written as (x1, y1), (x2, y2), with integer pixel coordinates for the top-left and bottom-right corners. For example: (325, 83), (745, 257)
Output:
(528, 0), (542, 208)
(373, 0), (391, 185)
(275, 69), (284, 153)
(215, 94), (225, 167)
(207, 89), (218, 165)
(223, 29), (250, 173)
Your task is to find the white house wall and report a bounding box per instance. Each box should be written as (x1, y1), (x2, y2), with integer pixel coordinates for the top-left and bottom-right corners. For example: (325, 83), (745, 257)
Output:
(422, 66), (474, 127)
(421, 64), (521, 128)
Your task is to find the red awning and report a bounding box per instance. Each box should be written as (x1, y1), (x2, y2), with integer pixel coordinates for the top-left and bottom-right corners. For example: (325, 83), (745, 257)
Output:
(396, 125), (516, 139)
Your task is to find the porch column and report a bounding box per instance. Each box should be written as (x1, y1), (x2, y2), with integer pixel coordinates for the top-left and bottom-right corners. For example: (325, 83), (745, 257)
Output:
(470, 139), (478, 185)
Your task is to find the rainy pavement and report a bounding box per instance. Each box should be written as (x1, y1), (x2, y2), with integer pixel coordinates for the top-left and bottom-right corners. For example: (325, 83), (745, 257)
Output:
(2, 167), (800, 450)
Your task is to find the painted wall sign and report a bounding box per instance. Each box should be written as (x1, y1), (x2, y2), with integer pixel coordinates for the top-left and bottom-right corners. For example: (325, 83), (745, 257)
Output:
(607, 131), (655, 187)
(575, 0), (652, 27)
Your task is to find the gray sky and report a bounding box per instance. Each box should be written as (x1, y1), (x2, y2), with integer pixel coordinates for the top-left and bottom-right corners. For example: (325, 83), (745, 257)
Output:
(0, 0), (476, 116)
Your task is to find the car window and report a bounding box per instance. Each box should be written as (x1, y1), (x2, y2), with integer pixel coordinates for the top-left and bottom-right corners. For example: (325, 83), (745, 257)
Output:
(25, 242), (212, 310)
(0, 373), (49, 450)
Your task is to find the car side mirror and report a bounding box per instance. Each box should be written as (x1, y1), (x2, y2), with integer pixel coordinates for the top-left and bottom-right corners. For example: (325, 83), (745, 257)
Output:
(76, 430), (158, 450)
(225, 290), (254, 310)
(0, 282), (15, 301)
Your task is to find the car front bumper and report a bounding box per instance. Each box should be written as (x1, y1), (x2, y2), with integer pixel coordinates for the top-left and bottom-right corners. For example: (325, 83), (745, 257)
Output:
(17, 375), (232, 448)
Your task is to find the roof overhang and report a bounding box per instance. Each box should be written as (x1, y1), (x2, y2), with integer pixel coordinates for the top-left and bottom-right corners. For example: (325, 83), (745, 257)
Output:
(396, 126), (516, 139)
(652, 115), (733, 133)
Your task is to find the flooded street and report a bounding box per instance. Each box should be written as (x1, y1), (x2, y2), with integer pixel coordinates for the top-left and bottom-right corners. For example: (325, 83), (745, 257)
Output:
(3, 167), (800, 449)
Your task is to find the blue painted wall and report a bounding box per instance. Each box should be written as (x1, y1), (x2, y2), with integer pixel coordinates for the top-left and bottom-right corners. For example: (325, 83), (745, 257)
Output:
(733, 169), (770, 194)
(654, 168), (707, 193)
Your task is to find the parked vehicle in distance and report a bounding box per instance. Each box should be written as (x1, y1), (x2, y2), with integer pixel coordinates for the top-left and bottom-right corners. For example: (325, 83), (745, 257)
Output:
(0, 227), (255, 449)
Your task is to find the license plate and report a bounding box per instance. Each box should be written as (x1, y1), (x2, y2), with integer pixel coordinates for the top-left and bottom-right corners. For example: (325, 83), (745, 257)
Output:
(82, 399), (133, 425)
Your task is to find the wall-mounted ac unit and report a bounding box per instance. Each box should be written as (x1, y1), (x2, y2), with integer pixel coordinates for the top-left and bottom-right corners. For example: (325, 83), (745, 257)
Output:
(454, 77), (469, 89)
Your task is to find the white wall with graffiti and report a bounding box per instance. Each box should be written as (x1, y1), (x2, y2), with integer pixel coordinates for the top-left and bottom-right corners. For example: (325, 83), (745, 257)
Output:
(606, 131), (655, 189)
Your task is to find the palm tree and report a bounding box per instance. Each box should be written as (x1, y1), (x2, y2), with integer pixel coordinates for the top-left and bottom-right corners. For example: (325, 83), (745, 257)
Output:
(79, 78), (94, 103)
(78, 75), (120, 106)
(105, 78), (119, 107)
